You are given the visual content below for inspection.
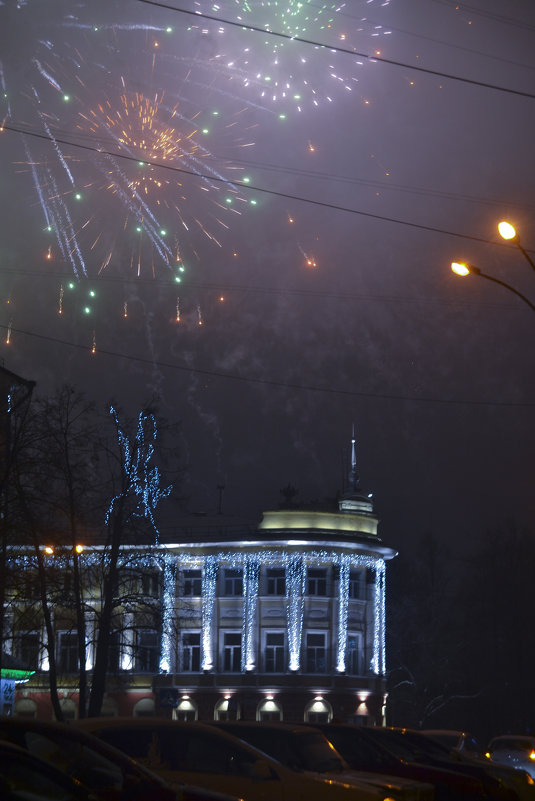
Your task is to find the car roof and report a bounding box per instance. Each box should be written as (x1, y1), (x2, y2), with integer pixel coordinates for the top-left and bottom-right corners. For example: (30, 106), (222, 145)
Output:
(214, 721), (317, 734)
(0, 715), (168, 780)
(76, 716), (289, 765)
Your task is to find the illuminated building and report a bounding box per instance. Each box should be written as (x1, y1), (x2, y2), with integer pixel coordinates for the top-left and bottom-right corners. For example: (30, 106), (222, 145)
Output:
(8, 432), (397, 722)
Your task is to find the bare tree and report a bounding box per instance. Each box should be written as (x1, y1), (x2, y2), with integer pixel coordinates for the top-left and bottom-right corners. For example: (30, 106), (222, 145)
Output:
(8, 386), (174, 719)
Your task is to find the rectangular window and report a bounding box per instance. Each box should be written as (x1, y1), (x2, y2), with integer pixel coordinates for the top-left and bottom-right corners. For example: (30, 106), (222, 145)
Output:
(349, 570), (363, 600)
(307, 569), (328, 596)
(57, 632), (79, 673)
(181, 631), (201, 672)
(135, 630), (160, 673)
(183, 570), (202, 596)
(305, 632), (327, 673)
(266, 568), (285, 596)
(346, 633), (362, 675)
(17, 631), (40, 670)
(264, 632), (285, 673)
(223, 632), (241, 672)
(141, 573), (160, 598)
(223, 569), (243, 596)
(107, 630), (122, 672)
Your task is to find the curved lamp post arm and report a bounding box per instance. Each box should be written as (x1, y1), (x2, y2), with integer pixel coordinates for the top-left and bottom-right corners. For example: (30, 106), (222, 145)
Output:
(472, 266), (535, 314)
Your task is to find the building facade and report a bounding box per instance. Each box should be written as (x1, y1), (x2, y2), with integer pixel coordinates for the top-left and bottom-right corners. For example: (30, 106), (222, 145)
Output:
(8, 438), (397, 723)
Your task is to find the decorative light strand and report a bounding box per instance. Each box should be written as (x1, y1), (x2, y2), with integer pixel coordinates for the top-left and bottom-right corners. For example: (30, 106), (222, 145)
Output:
(372, 559), (386, 675)
(201, 556), (218, 671)
(286, 555), (307, 671)
(242, 555), (260, 671)
(336, 554), (350, 672)
(106, 406), (172, 543)
(8, 548), (387, 677)
(159, 553), (176, 673)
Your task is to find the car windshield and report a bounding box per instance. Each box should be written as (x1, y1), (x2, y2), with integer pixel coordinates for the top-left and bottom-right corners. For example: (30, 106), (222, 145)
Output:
(225, 728), (345, 773)
(365, 729), (422, 762)
(321, 728), (390, 771)
(491, 739), (535, 753)
(0, 725), (125, 791)
(400, 732), (451, 759)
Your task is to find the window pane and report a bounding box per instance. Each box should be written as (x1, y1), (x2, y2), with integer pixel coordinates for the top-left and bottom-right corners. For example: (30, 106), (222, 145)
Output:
(183, 570), (202, 596)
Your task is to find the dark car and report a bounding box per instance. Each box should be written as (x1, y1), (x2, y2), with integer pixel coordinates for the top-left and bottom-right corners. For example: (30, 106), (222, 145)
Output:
(0, 738), (95, 801)
(368, 728), (515, 800)
(422, 731), (535, 801)
(77, 716), (390, 801)
(312, 722), (493, 801)
(212, 720), (434, 801)
(0, 715), (228, 801)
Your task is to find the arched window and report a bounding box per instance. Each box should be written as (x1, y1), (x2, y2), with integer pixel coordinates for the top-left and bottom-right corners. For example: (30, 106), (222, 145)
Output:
(59, 697), (77, 720)
(214, 697), (240, 721)
(14, 698), (37, 719)
(100, 697), (118, 717)
(133, 697), (155, 717)
(303, 697), (333, 724)
(173, 697), (198, 721)
(256, 698), (283, 722)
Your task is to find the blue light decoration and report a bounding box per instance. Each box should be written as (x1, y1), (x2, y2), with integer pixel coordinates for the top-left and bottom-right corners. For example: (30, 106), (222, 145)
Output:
(336, 554), (350, 672)
(286, 555), (307, 672)
(160, 553), (176, 673)
(201, 556), (218, 671)
(372, 559), (386, 675)
(106, 406), (172, 543)
(242, 555), (260, 671)
(10, 548), (387, 677)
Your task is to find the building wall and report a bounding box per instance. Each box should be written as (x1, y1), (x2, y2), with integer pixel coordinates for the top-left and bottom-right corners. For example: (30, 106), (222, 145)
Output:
(9, 511), (395, 723)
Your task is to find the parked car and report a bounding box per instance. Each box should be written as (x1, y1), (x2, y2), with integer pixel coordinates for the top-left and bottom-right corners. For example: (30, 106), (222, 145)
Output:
(371, 728), (515, 800)
(487, 737), (535, 780)
(0, 738), (96, 801)
(422, 730), (535, 801)
(76, 716), (397, 801)
(212, 720), (434, 801)
(422, 730), (486, 760)
(312, 722), (491, 801)
(0, 715), (227, 801)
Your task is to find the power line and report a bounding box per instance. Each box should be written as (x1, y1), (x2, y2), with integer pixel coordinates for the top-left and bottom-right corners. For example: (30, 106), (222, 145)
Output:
(2, 122), (528, 251)
(2, 322), (533, 409)
(133, 0), (535, 100)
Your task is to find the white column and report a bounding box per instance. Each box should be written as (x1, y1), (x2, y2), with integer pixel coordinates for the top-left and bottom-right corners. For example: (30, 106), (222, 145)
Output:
(201, 556), (217, 671)
(159, 554), (176, 673)
(242, 555), (259, 671)
(286, 554), (306, 671)
(85, 614), (94, 670)
(336, 555), (350, 672)
(121, 612), (134, 670)
(372, 559), (386, 675)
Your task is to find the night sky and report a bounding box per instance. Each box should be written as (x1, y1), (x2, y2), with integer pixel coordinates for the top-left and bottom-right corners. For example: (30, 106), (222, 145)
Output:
(0, 0), (533, 554)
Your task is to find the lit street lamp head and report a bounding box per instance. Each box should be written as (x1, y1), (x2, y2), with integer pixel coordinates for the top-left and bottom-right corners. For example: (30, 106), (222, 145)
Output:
(498, 220), (517, 240)
(451, 261), (480, 277)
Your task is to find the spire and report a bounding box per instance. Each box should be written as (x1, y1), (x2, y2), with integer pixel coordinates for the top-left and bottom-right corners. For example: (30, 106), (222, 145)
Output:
(349, 423), (359, 492)
(339, 425), (374, 516)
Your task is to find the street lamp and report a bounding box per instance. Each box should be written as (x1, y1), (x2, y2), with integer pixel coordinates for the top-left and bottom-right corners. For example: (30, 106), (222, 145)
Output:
(451, 220), (535, 314)
(450, 261), (535, 314)
(498, 220), (535, 273)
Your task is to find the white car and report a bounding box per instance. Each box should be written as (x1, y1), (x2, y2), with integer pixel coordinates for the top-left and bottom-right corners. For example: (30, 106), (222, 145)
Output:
(77, 717), (398, 801)
(487, 736), (535, 779)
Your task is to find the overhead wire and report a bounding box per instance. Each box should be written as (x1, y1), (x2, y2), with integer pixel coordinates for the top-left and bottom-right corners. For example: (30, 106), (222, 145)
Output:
(3, 122), (532, 254)
(133, 0), (535, 100)
(1, 322), (532, 409)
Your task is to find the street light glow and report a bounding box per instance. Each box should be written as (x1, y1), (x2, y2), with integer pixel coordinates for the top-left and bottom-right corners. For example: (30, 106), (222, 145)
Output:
(451, 261), (470, 276)
(498, 221), (516, 240)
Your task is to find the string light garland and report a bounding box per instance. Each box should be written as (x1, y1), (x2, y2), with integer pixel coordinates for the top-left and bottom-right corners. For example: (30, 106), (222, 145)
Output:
(7, 547), (387, 677)
(106, 406), (172, 542)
